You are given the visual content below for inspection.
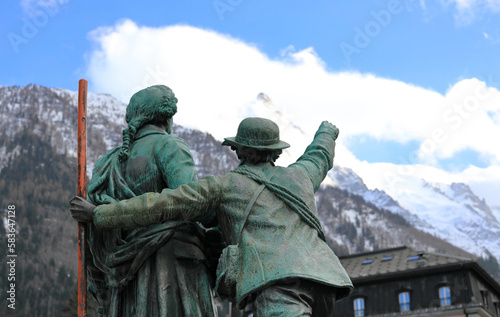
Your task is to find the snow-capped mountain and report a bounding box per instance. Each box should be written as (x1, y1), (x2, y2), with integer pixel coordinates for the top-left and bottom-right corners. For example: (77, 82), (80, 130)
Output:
(327, 165), (500, 262)
(0, 84), (125, 175)
(327, 166), (431, 228)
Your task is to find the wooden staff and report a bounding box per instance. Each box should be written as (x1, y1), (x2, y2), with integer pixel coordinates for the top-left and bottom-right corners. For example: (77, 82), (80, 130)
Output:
(77, 79), (88, 317)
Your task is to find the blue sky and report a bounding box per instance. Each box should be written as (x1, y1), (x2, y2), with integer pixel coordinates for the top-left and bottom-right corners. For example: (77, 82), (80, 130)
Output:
(0, 0), (500, 92)
(3, 1), (500, 93)
(1, 0), (500, 206)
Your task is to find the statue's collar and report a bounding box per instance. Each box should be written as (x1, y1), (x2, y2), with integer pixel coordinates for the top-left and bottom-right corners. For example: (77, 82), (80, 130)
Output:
(135, 124), (168, 140)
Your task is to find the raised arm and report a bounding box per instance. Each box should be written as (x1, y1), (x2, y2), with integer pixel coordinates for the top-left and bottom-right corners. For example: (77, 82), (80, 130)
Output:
(288, 121), (339, 192)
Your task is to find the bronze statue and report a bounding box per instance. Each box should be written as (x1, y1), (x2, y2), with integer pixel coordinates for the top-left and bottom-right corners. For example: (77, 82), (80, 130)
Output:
(82, 85), (218, 316)
(72, 117), (353, 316)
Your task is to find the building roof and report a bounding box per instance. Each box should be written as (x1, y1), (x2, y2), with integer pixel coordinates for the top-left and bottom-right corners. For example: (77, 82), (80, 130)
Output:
(339, 246), (476, 282)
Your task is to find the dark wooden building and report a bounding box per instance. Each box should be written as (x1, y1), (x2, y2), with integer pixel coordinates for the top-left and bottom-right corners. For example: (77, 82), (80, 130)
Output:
(334, 246), (500, 317)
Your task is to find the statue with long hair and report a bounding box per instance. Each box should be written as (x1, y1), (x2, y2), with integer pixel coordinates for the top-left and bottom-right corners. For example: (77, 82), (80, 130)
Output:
(84, 85), (218, 316)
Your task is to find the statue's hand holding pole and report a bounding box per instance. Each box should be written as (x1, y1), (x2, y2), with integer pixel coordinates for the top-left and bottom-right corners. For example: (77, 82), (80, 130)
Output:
(70, 196), (96, 223)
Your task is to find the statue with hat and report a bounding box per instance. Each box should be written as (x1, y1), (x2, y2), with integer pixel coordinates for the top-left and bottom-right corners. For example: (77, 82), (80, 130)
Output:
(71, 117), (353, 316)
(81, 85), (218, 317)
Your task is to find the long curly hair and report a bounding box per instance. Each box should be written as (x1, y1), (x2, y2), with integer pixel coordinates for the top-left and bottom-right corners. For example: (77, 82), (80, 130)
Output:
(118, 85), (178, 161)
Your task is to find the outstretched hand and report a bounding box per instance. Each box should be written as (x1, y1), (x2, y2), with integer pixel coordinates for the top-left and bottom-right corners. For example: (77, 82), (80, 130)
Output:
(69, 196), (96, 223)
(321, 121), (339, 140)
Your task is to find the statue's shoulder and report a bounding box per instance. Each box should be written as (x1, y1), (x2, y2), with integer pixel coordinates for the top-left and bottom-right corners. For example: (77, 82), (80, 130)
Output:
(135, 131), (187, 151)
(153, 134), (191, 153)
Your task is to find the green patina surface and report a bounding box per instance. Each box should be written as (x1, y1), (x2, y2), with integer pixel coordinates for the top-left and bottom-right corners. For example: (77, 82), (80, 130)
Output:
(92, 118), (354, 315)
(85, 85), (217, 317)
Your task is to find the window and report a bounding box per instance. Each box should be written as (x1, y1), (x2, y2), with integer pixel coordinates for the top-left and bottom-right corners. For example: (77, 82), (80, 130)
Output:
(354, 298), (365, 316)
(408, 255), (420, 261)
(481, 290), (489, 308)
(382, 256), (392, 261)
(362, 259), (373, 264)
(399, 292), (410, 311)
(439, 286), (451, 306)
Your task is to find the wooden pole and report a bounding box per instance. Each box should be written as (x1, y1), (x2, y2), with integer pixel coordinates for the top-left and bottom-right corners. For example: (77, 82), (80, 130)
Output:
(77, 79), (88, 317)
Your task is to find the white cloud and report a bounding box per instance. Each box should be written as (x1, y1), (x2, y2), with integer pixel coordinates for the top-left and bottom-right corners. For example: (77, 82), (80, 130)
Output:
(85, 20), (500, 206)
(419, 0), (500, 25)
(482, 30), (500, 43)
(440, 0), (500, 25)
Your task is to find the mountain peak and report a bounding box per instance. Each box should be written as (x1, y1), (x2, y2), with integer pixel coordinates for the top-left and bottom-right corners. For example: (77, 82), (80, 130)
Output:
(328, 165), (368, 195)
(257, 92), (272, 105)
(450, 182), (474, 199)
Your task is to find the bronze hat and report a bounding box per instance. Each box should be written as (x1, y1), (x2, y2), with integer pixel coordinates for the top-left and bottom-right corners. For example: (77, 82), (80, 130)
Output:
(222, 117), (290, 150)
